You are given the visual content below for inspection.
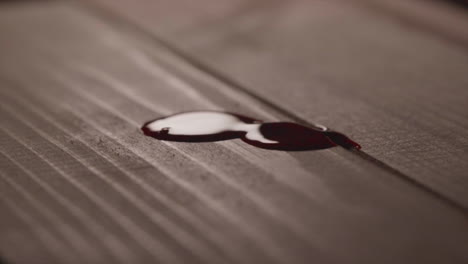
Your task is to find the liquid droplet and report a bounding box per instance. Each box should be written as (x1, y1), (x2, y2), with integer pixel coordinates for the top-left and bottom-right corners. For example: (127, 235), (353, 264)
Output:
(141, 111), (360, 151)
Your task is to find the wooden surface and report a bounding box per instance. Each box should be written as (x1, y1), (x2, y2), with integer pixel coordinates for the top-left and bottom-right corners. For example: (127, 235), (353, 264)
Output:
(0, 1), (467, 264)
(83, 0), (468, 208)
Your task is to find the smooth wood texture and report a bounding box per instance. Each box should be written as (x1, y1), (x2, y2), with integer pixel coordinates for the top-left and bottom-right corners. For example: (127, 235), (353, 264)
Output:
(83, 0), (468, 207)
(360, 0), (468, 48)
(0, 2), (468, 264)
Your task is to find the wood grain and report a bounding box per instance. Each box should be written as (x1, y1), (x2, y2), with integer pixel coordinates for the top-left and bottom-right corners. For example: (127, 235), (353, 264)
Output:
(81, 0), (468, 207)
(0, 2), (467, 264)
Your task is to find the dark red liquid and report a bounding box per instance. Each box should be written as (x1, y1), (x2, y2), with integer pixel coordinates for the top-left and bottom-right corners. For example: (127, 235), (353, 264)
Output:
(141, 111), (360, 151)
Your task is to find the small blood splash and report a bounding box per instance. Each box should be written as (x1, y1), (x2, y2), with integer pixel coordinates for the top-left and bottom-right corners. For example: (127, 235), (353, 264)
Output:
(141, 111), (360, 151)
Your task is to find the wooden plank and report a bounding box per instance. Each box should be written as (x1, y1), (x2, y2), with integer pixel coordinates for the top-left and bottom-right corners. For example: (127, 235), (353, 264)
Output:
(81, 0), (468, 207)
(1, 3), (468, 264)
(359, 0), (468, 48)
